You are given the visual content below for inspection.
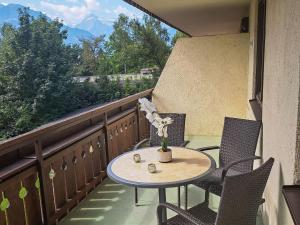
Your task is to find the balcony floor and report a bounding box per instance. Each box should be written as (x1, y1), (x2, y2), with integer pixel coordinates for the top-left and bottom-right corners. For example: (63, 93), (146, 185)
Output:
(59, 136), (263, 225)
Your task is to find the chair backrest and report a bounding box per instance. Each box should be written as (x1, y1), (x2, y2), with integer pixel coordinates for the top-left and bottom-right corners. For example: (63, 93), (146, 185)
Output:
(150, 113), (186, 147)
(219, 117), (261, 173)
(215, 158), (274, 225)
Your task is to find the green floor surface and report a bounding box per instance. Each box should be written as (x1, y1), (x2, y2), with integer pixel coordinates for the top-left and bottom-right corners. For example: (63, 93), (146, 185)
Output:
(59, 136), (263, 225)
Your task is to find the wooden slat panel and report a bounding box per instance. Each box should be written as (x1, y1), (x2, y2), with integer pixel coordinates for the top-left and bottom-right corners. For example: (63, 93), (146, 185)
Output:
(23, 173), (43, 225)
(105, 112), (140, 162)
(99, 134), (107, 170)
(4, 181), (26, 225)
(107, 128), (113, 162)
(52, 160), (67, 209)
(0, 187), (7, 225)
(140, 112), (150, 140)
(115, 126), (123, 156)
(128, 118), (135, 146)
(42, 165), (56, 218)
(83, 143), (93, 184)
(0, 210), (6, 225)
(91, 138), (101, 177)
(124, 119), (130, 148)
(74, 147), (85, 191)
(133, 115), (139, 144)
(123, 121), (129, 150)
(64, 152), (76, 200)
(110, 129), (118, 160)
(120, 122), (128, 152)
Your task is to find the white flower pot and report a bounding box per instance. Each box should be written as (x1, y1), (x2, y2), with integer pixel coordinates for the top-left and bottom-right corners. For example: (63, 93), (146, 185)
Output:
(157, 149), (172, 163)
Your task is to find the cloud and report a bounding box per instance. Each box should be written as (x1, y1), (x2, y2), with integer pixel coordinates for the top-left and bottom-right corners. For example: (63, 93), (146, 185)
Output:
(113, 5), (141, 19)
(40, 0), (101, 25)
(65, 0), (79, 3)
(37, 0), (143, 27)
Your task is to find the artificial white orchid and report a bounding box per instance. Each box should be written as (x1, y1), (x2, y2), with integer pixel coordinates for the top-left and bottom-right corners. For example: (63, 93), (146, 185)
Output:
(138, 98), (157, 114)
(139, 98), (174, 151)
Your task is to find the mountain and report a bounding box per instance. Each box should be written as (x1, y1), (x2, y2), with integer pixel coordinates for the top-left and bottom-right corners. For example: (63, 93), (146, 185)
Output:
(76, 14), (177, 41)
(76, 14), (113, 37)
(0, 3), (94, 45)
(62, 26), (94, 45)
(0, 3), (177, 44)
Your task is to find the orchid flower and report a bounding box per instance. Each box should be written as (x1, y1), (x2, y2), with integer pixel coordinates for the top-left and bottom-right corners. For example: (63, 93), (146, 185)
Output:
(138, 98), (157, 114)
(138, 98), (174, 151)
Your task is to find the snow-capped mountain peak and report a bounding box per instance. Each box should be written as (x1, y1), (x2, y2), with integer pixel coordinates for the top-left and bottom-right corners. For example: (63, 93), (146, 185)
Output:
(75, 14), (113, 37)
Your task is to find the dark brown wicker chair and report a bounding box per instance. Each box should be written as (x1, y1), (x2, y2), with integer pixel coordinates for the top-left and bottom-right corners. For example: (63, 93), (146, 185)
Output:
(157, 158), (274, 225)
(133, 113), (189, 206)
(188, 117), (262, 206)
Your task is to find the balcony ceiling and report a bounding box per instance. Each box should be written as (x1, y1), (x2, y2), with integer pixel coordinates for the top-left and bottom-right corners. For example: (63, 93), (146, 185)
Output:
(124, 0), (250, 36)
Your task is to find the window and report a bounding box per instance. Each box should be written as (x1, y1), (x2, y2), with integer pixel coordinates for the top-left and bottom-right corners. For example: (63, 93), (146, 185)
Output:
(254, 0), (267, 104)
(250, 0), (266, 121)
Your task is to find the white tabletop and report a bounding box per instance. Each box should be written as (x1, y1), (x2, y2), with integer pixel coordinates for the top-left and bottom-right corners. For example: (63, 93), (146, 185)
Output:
(107, 147), (215, 188)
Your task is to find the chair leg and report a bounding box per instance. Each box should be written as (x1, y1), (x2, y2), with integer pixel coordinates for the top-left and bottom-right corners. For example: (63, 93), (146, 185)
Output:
(205, 187), (210, 203)
(184, 184), (188, 210)
(135, 187), (138, 206)
(177, 186), (181, 207)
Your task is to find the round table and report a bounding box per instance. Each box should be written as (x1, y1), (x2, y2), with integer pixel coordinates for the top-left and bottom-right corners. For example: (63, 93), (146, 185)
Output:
(107, 147), (216, 222)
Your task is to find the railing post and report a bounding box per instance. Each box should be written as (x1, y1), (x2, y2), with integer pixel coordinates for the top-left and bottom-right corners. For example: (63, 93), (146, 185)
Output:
(34, 139), (50, 225)
(136, 103), (141, 142)
(103, 113), (110, 164)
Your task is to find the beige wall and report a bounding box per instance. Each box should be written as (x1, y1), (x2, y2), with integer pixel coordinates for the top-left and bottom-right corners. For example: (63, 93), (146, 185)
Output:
(153, 34), (249, 136)
(247, 0), (300, 224)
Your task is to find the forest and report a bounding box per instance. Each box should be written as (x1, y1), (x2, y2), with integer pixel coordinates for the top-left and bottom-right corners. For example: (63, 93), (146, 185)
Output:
(0, 8), (185, 140)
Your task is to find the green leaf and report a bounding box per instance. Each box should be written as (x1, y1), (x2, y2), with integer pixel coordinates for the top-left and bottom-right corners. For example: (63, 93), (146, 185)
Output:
(19, 187), (28, 199)
(35, 177), (40, 189)
(0, 198), (10, 211)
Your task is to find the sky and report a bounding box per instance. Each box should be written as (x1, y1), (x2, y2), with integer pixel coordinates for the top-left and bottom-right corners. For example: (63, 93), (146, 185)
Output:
(0, 0), (145, 26)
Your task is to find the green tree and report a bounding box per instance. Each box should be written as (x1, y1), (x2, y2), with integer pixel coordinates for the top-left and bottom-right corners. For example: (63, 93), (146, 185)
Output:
(105, 14), (171, 74)
(106, 14), (135, 74)
(124, 78), (137, 96)
(0, 8), (77, 138)
(131, 15), (171, 72)
(78, 35), (106, 76)
(0, 9), (171, 140)
(171, 31), (188, 47)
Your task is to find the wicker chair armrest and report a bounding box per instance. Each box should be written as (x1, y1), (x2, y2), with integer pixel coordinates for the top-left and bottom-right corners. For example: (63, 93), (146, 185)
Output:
(157, 203), (206, 225)
(222, 156), (261, 180)
(196, 146), (220, 152)
(133, 138), (150, 150)
(180, 140), (190, 147)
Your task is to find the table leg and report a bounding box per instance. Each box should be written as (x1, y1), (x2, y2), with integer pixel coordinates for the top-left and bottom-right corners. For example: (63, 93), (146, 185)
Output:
(158, 188), (167, 222)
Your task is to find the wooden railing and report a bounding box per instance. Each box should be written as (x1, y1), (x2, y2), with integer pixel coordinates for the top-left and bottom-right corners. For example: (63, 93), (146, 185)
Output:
(0, 89), (152, 225)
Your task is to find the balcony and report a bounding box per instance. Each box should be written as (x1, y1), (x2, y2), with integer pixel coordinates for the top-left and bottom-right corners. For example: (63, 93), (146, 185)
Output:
(0, 88), (266, 225)
(0, 0), (299, 225)
(0, 89), (152, 225)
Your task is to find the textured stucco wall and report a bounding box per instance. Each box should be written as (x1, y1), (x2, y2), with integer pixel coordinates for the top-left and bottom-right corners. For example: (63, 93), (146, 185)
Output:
(259, 0), (300, 225)
(295, 89), (300, 184)
(152, 34), (249, 136)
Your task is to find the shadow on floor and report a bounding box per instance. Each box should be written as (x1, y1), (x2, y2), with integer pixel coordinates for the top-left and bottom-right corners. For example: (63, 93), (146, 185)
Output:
(59, 137), (263, 225)
(59, 178), (263, 225)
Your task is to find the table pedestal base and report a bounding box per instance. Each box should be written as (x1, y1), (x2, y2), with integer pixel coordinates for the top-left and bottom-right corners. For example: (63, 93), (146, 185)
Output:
(159, 188), (167, 222)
